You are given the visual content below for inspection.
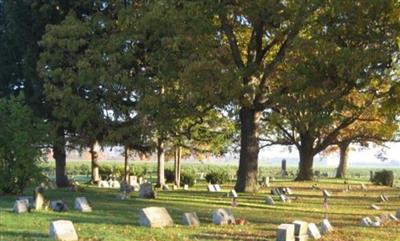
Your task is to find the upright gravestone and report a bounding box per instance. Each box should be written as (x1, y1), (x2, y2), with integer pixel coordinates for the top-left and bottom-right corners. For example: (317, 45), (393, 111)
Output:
(139, 183), (155, 199)
(307, 223), (321, 240)
(208, 184), (216, 192)
(139, 207), (174, 228)
(229, 189), (238, 198)
(212, 208), (235, 225)
(320, 219), (333, 234)
(13, 199), (29, 214)
(214, 184), (221, 192)
(162, 184), (170, 191)
(48, 220), (78, 241)
(369, 171), (374, 181)
(182, 212), (200, 227)
(183, 184), (189, 190)
(261, 177), (270, 187)
(281, 159), (288, 176)
(51, 200), (68, 212)
(266, 196), (275, 205)
(293, 220), (308, 241)
(34, 187), (45, 210)
(279, 194), (290, 203)
(129, 175), (138, 185)
(360, 217), (372, 227)
(285, 187), (293, 195)
(276, 224), (295, 241)
(396, 208), (400, 219)
(322, 190), (331, 198)
(74, 197), (92, 212)
(98, 180), (109, 188)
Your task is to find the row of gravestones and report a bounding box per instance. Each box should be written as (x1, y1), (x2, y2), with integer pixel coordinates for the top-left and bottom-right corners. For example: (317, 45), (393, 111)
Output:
(266, 187), (295, 204)
(13, 196), (92, 214)
(360, 212), (399, 227)
(276, 219), (332, 241)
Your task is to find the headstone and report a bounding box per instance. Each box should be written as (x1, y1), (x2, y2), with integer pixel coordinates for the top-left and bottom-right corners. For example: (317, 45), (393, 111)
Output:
(322, 190), (331, 198)
(370, 221), (381, 227)
(378, 214), (388, 223)
(162, 184), (170, 191)
(214, 184), (221, 192)
(51, 200), (69, 212)
(361, 184), (368, 191)
(212, 208), (235, 225)
(139, 183), (155, 199)
(320, 219), (333, 234)
(261, 176), (270, 187)
(279, 194), (290, 203)
(138, 177), (144, 184)
(34, 187), (45, 210)
(74, 197), (92, 212)
(281, 159), (288, 176)
(389, 213), (399, 221)
(139, 207), (174, 228)
(285, 187), (293, 195)
(307, 223), (321, 240)
(371, 204), (380, 210)
(378, 195), (387, 202)
(272, 188), (281, 196)
(13, 199), (29, 213)
(182, 212), (200, 227)
(276, 224), (295, 241)
(110, 180), (120, 189)
(129, 175), (138, 185)
(48, 220), (78, 241)
(229, 189), (238, 198)
(396, 208), (400, 219)
(208, 184), (216, 192)
(183, 184), (189, 190)
(98, 180), (109, 188)
(293, 220), (308, 241)
(360, 217), (372, 227)
(382, 194), (389, 202)
(266, 196), (275, 205)
(17, 196), (33, 207)
(172, 185), (178, 191)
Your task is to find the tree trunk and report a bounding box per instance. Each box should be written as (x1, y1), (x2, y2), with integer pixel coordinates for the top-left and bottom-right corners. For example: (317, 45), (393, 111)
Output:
(53, 127), (68, 187)
(235, 107), (260, 192)
(156, 138), (165, 187)
(124, 146), (129, 183)
(174, 146), (181, 186)
(295, 134), (315, 181)
(336, 141), (350, 178)
(89, 143), (100, 184)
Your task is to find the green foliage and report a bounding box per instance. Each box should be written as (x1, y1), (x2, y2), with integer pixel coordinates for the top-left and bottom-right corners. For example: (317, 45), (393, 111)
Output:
(372, 170), (395, 187)
(0, 96), (48, 194)
(180, 172), (196, 187)
(99, 164), (113, 180)
(129, 164), (148, 178)
(205, 170), (230, 184)
(164, 169), (175, 183)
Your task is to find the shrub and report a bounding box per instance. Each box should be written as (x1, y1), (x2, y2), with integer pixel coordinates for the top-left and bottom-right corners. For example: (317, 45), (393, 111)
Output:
(205, 170), (229, 184)
(99, 164), (113, 180)
(181, 172), (196, 187)
(372, 170), (394, 186)
(164, 169), (175, 183)
(0, 96), (48, 194)
(129, 164), (148, 177)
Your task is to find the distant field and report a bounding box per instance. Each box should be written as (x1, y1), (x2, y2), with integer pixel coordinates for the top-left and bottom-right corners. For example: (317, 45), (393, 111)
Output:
(1, 179), (399, 240)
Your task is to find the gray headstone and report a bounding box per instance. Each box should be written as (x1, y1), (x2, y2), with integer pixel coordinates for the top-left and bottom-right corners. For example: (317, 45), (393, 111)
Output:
(266, 196), (275, 205)
(212, 208), (235, 225)
(320, 219), (333, 234)
(48, 220), (78, 241)
(51, 200), (68, 212)
(13, 199), (29, 214)
(276, 224), (295, 241)
(182, 212), (200, 227)
(229, 189), (238, 198)
(214, 184), (221, 192)
(139, 207), (174, 228)
(74, 197), (92, 212)
(208, 184), (216, 192)
(272, 188), (281, 195)
(307, 223), (321, 240)
(139, 183), (155, 199)
(360, 217), (372, 227)
(371, 204), (380, 210)
(396, 208), (400, 219)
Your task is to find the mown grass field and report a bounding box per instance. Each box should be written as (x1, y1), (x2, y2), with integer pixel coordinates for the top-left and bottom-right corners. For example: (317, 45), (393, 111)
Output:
(1, 178), (399, 241)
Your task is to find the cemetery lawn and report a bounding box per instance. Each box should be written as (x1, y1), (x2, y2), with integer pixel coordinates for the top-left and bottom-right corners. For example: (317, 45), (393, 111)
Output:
(0, 179), (399, 241)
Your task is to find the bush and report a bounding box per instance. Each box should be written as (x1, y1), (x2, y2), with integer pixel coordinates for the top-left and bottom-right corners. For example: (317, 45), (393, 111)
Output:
(99, 164), (113, 180)
(165, 169), (175, 183)
(372, 170), (394, 186)
(0, 96), (48, 194)
(181, 172), (196, 187)
(205, 170), (229, 184)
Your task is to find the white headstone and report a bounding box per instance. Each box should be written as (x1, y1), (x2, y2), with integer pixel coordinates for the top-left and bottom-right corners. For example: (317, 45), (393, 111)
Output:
(183, 184), (189, 190)
(13, 199), (29, 214)
(370, 204), (380, 210)
(360, 217), (372, 227)
(293, 220), (308, 237)
(182, 212), (200, 227)
(285, 187), (293, 195)
(48, 220), (78, 241)
(98, 180), (109, 188)
(307, 223), (321, 240)
(229, 189), (238, 198)
(214, 184), (221, 192)
(322, 190), (331, 198)
(279, 194), (289, 202)
(139, 207), (174, 228)
(208, 184), (216, 192)
(34, 187), (45, 210)
(320, 219), (333, 234)
(111, 180), (120, 189)
(276, 224), (295, 241)
(266, 196), (275, 205)
(370, 221), (381, 227)
(139, 183), (155, 199)
(74, 197), (92, 212)
(212, 208), (235, 225)
(129, 175), (138, 185)
(389, 213), (399, 221)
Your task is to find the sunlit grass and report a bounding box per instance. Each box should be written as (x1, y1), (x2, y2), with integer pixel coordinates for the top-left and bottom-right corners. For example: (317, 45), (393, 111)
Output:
(0, 179), (399, 241)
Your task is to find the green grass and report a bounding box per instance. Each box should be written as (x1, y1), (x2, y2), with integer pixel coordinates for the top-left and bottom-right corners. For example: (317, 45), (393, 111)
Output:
(1, 180), (399, 241)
